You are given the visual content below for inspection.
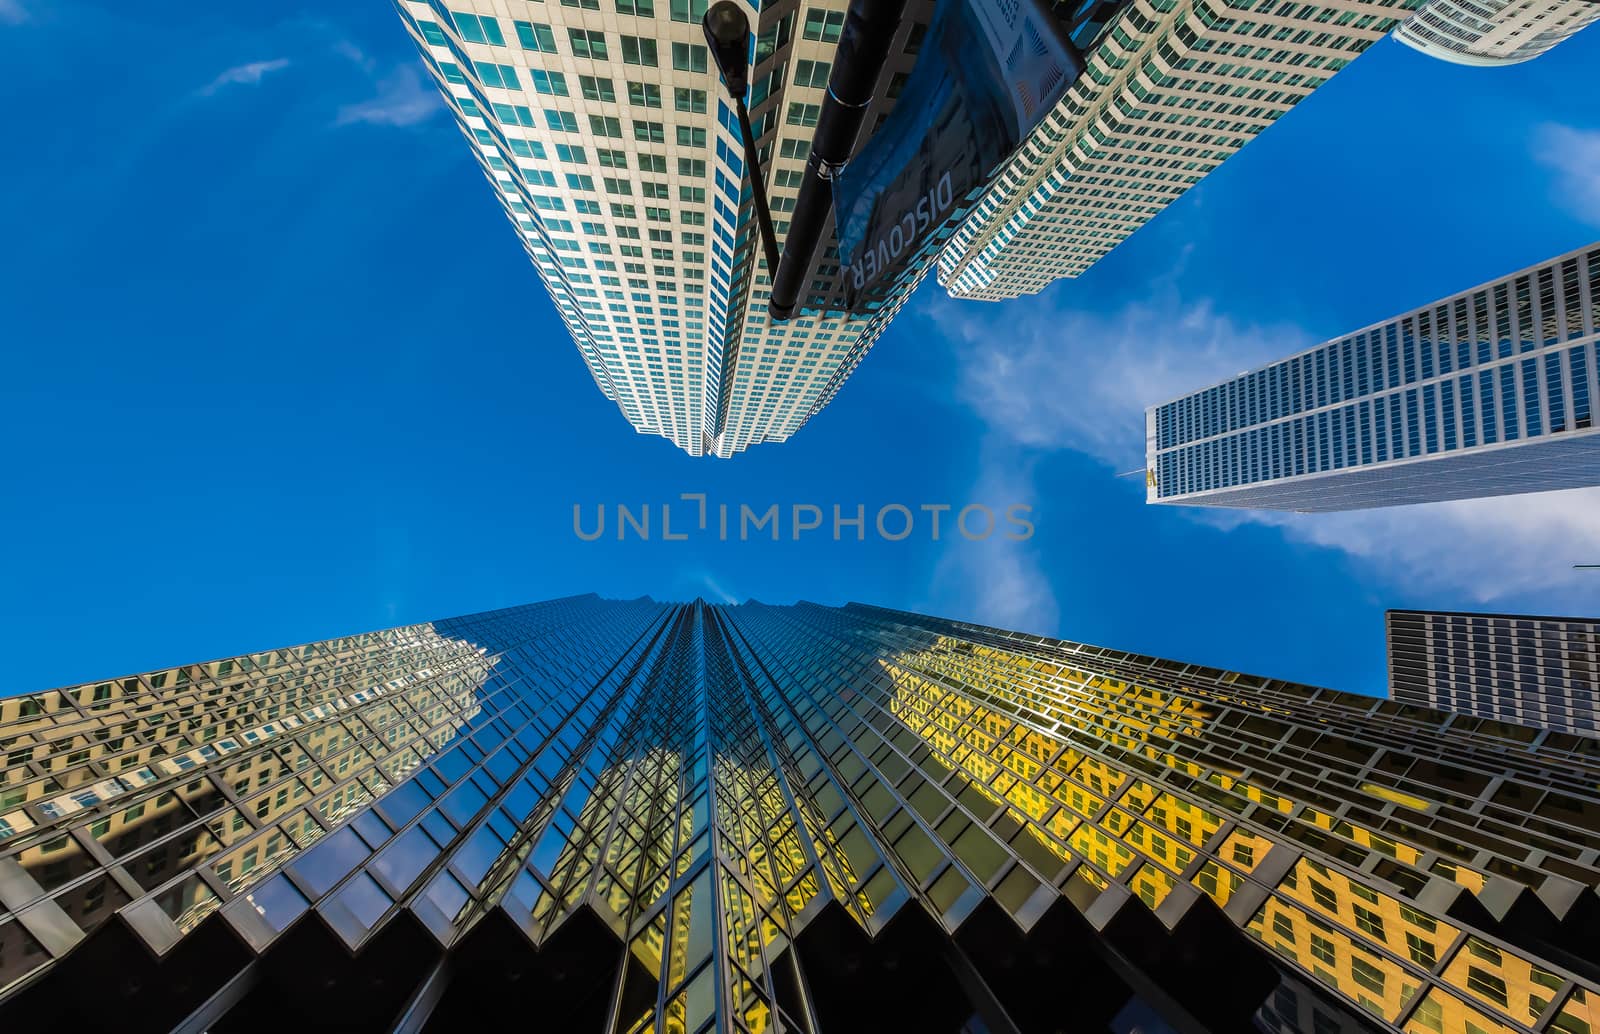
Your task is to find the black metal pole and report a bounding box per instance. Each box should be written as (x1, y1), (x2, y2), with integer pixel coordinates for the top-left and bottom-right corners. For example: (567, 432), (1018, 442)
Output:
(734, 97), (782, 280)
(768, 0), (907, 321)
(702, 2), (783, 281)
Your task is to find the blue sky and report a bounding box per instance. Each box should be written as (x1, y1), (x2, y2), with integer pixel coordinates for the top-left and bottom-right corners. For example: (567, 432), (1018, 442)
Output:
(2, 1), (1598, 699)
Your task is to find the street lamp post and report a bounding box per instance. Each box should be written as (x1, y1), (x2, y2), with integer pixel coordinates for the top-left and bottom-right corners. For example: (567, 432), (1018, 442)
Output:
(702, 2), (783, 283)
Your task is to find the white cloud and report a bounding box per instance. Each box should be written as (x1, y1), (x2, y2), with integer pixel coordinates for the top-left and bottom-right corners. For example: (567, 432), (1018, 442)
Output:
(335, 65), (443, 128)
(199, 58), (291, 96)
(1214, 490), (1600, 603)
(926, 442), (1060, 635)
(333, 39), (377, 75)
(0, 0), (25, 25)
(938, 287), (1600, 607)
(1533, 122), (1600, 227)
(940, 289), (1304, 470)
(952, 537), (1060, 633)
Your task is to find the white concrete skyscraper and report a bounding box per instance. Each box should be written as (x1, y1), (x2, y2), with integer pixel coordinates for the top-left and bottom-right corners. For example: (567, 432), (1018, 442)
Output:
(933, 0), (1424, 302)
(1146, 243), (1600, 511)
(1395, 0), (1600, 64)
(393, 1), (933, 457)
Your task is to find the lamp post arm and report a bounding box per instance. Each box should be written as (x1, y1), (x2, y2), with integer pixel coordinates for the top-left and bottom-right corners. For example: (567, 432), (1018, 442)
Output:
(734, 98), (783, 279)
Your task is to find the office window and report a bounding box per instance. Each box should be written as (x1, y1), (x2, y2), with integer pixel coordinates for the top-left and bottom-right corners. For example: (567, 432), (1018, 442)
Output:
(786, 103), (820, 127)
(671, 42), (708, 73)
(568, 28), (608, 60)
(1352, 904), (1385, 941)
(616, 0), (654, 13)
(579, 75), (617, 102)
(633, 120), (665, 144)
(590, 114), (623, 137)
(794, 59), (830, 89)
(674, 87), (707, 114)
(621, 36), (659, 66)
(452, 11), (505, 46)
(530, 70), (569, 97)
(1349, 958), (1385, 996)
(677, 126), (707, 148)
(670, 0), (708, 21)
(1465, 967), (1508, 1007)
(475, 62), (522, 90)
(803, 9), (845, 41)
(515, 20), (557, 53)
(545, 109), (579, 133)
(628, 81), (662, 108)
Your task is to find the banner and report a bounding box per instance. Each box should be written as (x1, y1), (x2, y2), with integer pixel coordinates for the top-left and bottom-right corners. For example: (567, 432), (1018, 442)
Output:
(833, 0), (1085, 310)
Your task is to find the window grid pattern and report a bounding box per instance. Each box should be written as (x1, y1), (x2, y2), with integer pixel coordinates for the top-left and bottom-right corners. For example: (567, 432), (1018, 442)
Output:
(1146, 245), (1600, 510)
(936, 0), (1415, 301)
(394, 1), (938, 458)
(7, 598), (1600, 1032)
(1389, 610), (1600, 740)
(1395, 0), (1600, 65)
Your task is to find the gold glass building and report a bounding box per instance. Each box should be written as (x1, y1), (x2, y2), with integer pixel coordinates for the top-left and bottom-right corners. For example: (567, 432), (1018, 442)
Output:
(1, 597), (1597, 1032)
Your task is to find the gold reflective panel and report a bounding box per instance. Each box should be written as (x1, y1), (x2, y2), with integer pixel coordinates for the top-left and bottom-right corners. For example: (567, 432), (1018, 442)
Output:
(5, 597), (1600, 1034)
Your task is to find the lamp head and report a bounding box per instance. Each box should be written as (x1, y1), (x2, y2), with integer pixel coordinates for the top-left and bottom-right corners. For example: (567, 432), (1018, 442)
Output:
(702, 1), (751, 98)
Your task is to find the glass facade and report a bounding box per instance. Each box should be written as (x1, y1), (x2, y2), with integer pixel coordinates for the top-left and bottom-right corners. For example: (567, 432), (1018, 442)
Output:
(1148, 244), (1600, 510)
(1389, 609), (1600, 738)
(2, 597), (1600, 1031)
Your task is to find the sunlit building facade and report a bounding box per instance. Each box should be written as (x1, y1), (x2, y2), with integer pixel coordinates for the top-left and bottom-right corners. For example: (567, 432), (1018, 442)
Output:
(1389, 609), (1600, 738)
(935, 0), (1423, 301)
(1147, 243), (1600, 510)
(3, 597), (1599, 1031)
(393, 1), (937, 457)
(1395, 0), (1600, 65)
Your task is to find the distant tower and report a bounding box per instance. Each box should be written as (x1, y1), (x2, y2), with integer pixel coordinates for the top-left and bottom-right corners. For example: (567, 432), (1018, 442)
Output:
(1388, 608), (1600, 737)
(1396, 0), (1600, 65)
(1147, 243), (1600, 511)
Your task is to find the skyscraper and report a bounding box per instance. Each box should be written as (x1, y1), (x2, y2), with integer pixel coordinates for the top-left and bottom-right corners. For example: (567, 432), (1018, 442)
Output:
(1146, 243), (1600, 511)
(1388, 609), (1600, 737)
(934, 0), (1423, 301)
(394, 1), (940, 457)
(2, 596), (1599, 1032)
(1394, 0), (1600, 65)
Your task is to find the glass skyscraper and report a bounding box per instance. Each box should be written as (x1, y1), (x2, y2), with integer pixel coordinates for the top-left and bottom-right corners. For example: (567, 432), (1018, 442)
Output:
(1147, 243), (1600, 511)
(2, 596), (1599, 1032)
(1389, 609), (1600, 738)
